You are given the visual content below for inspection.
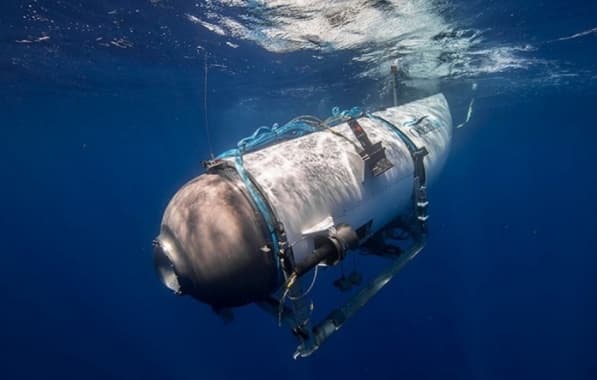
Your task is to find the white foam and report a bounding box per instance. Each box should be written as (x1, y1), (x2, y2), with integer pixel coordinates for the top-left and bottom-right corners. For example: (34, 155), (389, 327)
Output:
(552, 26), (597, 42)
(186, 0), (536, 81)
(186, 13), (227, 36)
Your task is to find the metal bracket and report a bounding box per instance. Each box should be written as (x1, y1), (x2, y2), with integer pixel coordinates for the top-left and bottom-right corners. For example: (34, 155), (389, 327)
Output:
(293, 235), (426, 358)
(347, 119), (394, 177)
(202, 158), (227, 170)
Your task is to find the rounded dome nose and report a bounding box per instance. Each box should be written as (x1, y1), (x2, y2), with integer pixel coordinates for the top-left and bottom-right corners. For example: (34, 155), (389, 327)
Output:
(155, 173), (279, 308)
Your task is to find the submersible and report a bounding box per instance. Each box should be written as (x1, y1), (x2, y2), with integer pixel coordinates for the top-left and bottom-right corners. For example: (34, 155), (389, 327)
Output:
(153, 93), (452, 357)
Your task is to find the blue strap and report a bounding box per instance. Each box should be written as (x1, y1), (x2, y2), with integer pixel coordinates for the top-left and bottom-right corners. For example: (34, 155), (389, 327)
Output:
(228, 154), (283, 279)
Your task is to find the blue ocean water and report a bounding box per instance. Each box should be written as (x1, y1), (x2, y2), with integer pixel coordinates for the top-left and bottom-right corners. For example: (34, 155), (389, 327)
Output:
(1, 1), (596, 379)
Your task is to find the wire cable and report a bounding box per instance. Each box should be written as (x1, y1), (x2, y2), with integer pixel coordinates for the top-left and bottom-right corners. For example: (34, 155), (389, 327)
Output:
(288, 266), (319, 301)
(202, 50), (215, 159)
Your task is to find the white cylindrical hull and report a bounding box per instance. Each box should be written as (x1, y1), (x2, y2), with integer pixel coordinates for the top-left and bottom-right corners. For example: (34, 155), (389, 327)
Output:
(231, 94), (452, 263)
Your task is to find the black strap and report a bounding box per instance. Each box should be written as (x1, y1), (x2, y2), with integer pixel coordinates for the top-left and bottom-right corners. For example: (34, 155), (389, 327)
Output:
(412, 147), (429, 235)
(367, 114), (429, 234)
(347, 119), (394, 177)
(348, 119), (374, 149)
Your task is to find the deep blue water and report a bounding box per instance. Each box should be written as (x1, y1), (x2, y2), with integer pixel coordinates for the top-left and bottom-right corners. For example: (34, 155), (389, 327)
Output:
(1, 1), (596, 379)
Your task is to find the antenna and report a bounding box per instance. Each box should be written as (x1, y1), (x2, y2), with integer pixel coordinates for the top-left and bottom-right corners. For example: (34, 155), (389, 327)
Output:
(390, 62), (399, 107)
(202, 48), (215, 159)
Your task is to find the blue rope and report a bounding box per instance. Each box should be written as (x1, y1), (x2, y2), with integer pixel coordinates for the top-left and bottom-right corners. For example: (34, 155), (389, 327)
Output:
(218, 106), (363, 159)
(326, 106), (364, 127)
(218, 120), (321, 159)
